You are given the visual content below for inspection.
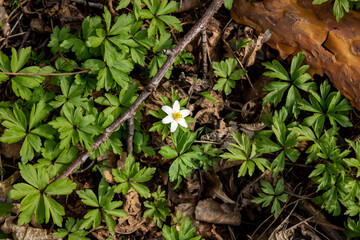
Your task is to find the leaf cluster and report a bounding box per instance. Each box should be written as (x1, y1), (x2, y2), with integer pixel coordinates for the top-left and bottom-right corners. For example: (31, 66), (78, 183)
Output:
(112, 153), (156, 198)
(143, 187), (171, 228)
(252, 179), (288, 218)
(7, 165), (76, 226)
(162, 217), (202, 240)
(212, 58), (246, 95)
(77, 178), (127, 235)
(221, 131), (270, 177)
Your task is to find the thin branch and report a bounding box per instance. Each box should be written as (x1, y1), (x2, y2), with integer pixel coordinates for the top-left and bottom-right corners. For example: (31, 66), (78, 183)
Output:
(59, 52), (88, 71)
(0, 32), (26, 43)
(56, 0), (225, 180)
(201, 28), (208, 79)
(127, 117), (134, 154)
(0, 13), (23, 50)
(2, 69), (92, 76)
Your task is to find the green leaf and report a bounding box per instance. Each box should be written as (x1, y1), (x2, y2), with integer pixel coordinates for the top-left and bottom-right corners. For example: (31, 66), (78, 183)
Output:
(224, 0), (234, 10)
(45, 178), (77, 195)
(131, 183), (151, 198)
(11, 47), (31, 73)
(17, 192), (41, 225)
(0, 203), (13, 217)
(116, 0), (131, 10)
(7, 183), (39, 200)
(77, 189), (99, 207)
(43, 195), (65, 226)
(159, 146), (178, 159)
(81, 209), (101, 230)
(199, 92), (217, 103)
(48, 27), (72, 54)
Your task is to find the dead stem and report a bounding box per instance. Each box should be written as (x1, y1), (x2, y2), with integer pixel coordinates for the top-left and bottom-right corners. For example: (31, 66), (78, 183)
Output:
(127, 117), (135, 154)
(201, 28), (208, 79)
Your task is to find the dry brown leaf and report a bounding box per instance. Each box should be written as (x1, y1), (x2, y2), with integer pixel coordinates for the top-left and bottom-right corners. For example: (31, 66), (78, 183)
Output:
(175, 203), (196, 219)
(200, 120), (238, 149)
(195, 199), (241, 226)
(206, 18), (222, 63)
(115, 188), (155, 235)
(242, 27), (272, 67)
(0, 170), (20, 198)
(202, 172), (235, 204)
(0, 142), (21, 159)
(97, 151), (118, 184)
(190, 90), (224, 128)
(0, 6), (10, 36)
(300, 224), (321, 240)
(169, 171), (200, 203)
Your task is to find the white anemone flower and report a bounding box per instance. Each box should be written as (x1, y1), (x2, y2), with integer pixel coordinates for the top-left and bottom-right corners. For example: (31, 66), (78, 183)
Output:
(162, 100), (191, 132)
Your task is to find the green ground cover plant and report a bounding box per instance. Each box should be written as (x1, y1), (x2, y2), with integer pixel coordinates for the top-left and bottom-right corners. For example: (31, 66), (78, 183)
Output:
(0, 0), (360, 238)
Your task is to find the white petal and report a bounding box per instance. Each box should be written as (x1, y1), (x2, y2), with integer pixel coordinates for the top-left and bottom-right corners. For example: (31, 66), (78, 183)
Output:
(162, 115), (173, 124)
(173, 100), (180, 112)
(161, 105), (173, 115)
(170, 121), (178, 132)
(177, 118), (188, 128)
(179, 109), (190, 118)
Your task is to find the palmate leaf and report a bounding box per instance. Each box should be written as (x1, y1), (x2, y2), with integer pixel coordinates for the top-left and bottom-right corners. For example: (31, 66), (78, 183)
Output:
(148, 31), (173, 78)
(252, 179), (288, 218)
(58, 16), (103, 61)
(256, 118), (299, 177)
(142, 0), (182, 38)
(345, 218), (360, 238)
(221, 131), (270, 177)
(0, 202), (13, 217)
(313, 0), (350, 22)
(7, 165), (76, 226)
(0, 101), (54, 163)
(163, 217), (202, 240)
(85, 56), (133, 91)
(299, 80), (352, 136)
(49, 104), (103, 152)
(212, 58), (246, 95)
(0, 47), (55, 100)
(50, 78), (88, 110)
(144, 195), (170, 228)
(53, 217), (90, 240)
(224, 0), (234, 10)
(78, 178), (127, 235)
(112, 153), (155, 198)
(262, 52), (316, 117)
(48, 26), (73, 54)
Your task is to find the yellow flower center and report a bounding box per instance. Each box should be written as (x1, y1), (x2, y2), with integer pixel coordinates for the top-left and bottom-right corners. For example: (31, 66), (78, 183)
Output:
(173, 112), (182, 121)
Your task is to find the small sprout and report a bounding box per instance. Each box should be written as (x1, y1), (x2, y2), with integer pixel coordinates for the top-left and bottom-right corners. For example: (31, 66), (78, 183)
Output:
(162, 100), (190, 132)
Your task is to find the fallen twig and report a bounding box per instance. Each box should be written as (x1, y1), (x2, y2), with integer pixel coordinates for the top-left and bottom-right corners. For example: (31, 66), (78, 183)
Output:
(127, 117), (134, 154)
(201, 28), (208, 79)
(56, 0), (225, 180)
(0, 13), (23, 50)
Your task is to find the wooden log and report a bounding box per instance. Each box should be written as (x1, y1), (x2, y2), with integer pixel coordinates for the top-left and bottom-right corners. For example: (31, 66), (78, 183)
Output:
(231, 0), (360, 110)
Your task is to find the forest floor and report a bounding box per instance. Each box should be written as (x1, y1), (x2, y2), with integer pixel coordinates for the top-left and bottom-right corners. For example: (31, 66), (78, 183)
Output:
(0, 0), (360, 239)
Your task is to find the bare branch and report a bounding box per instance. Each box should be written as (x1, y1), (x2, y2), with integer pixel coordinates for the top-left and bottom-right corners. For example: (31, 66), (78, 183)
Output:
(127, 117), (135, 154)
